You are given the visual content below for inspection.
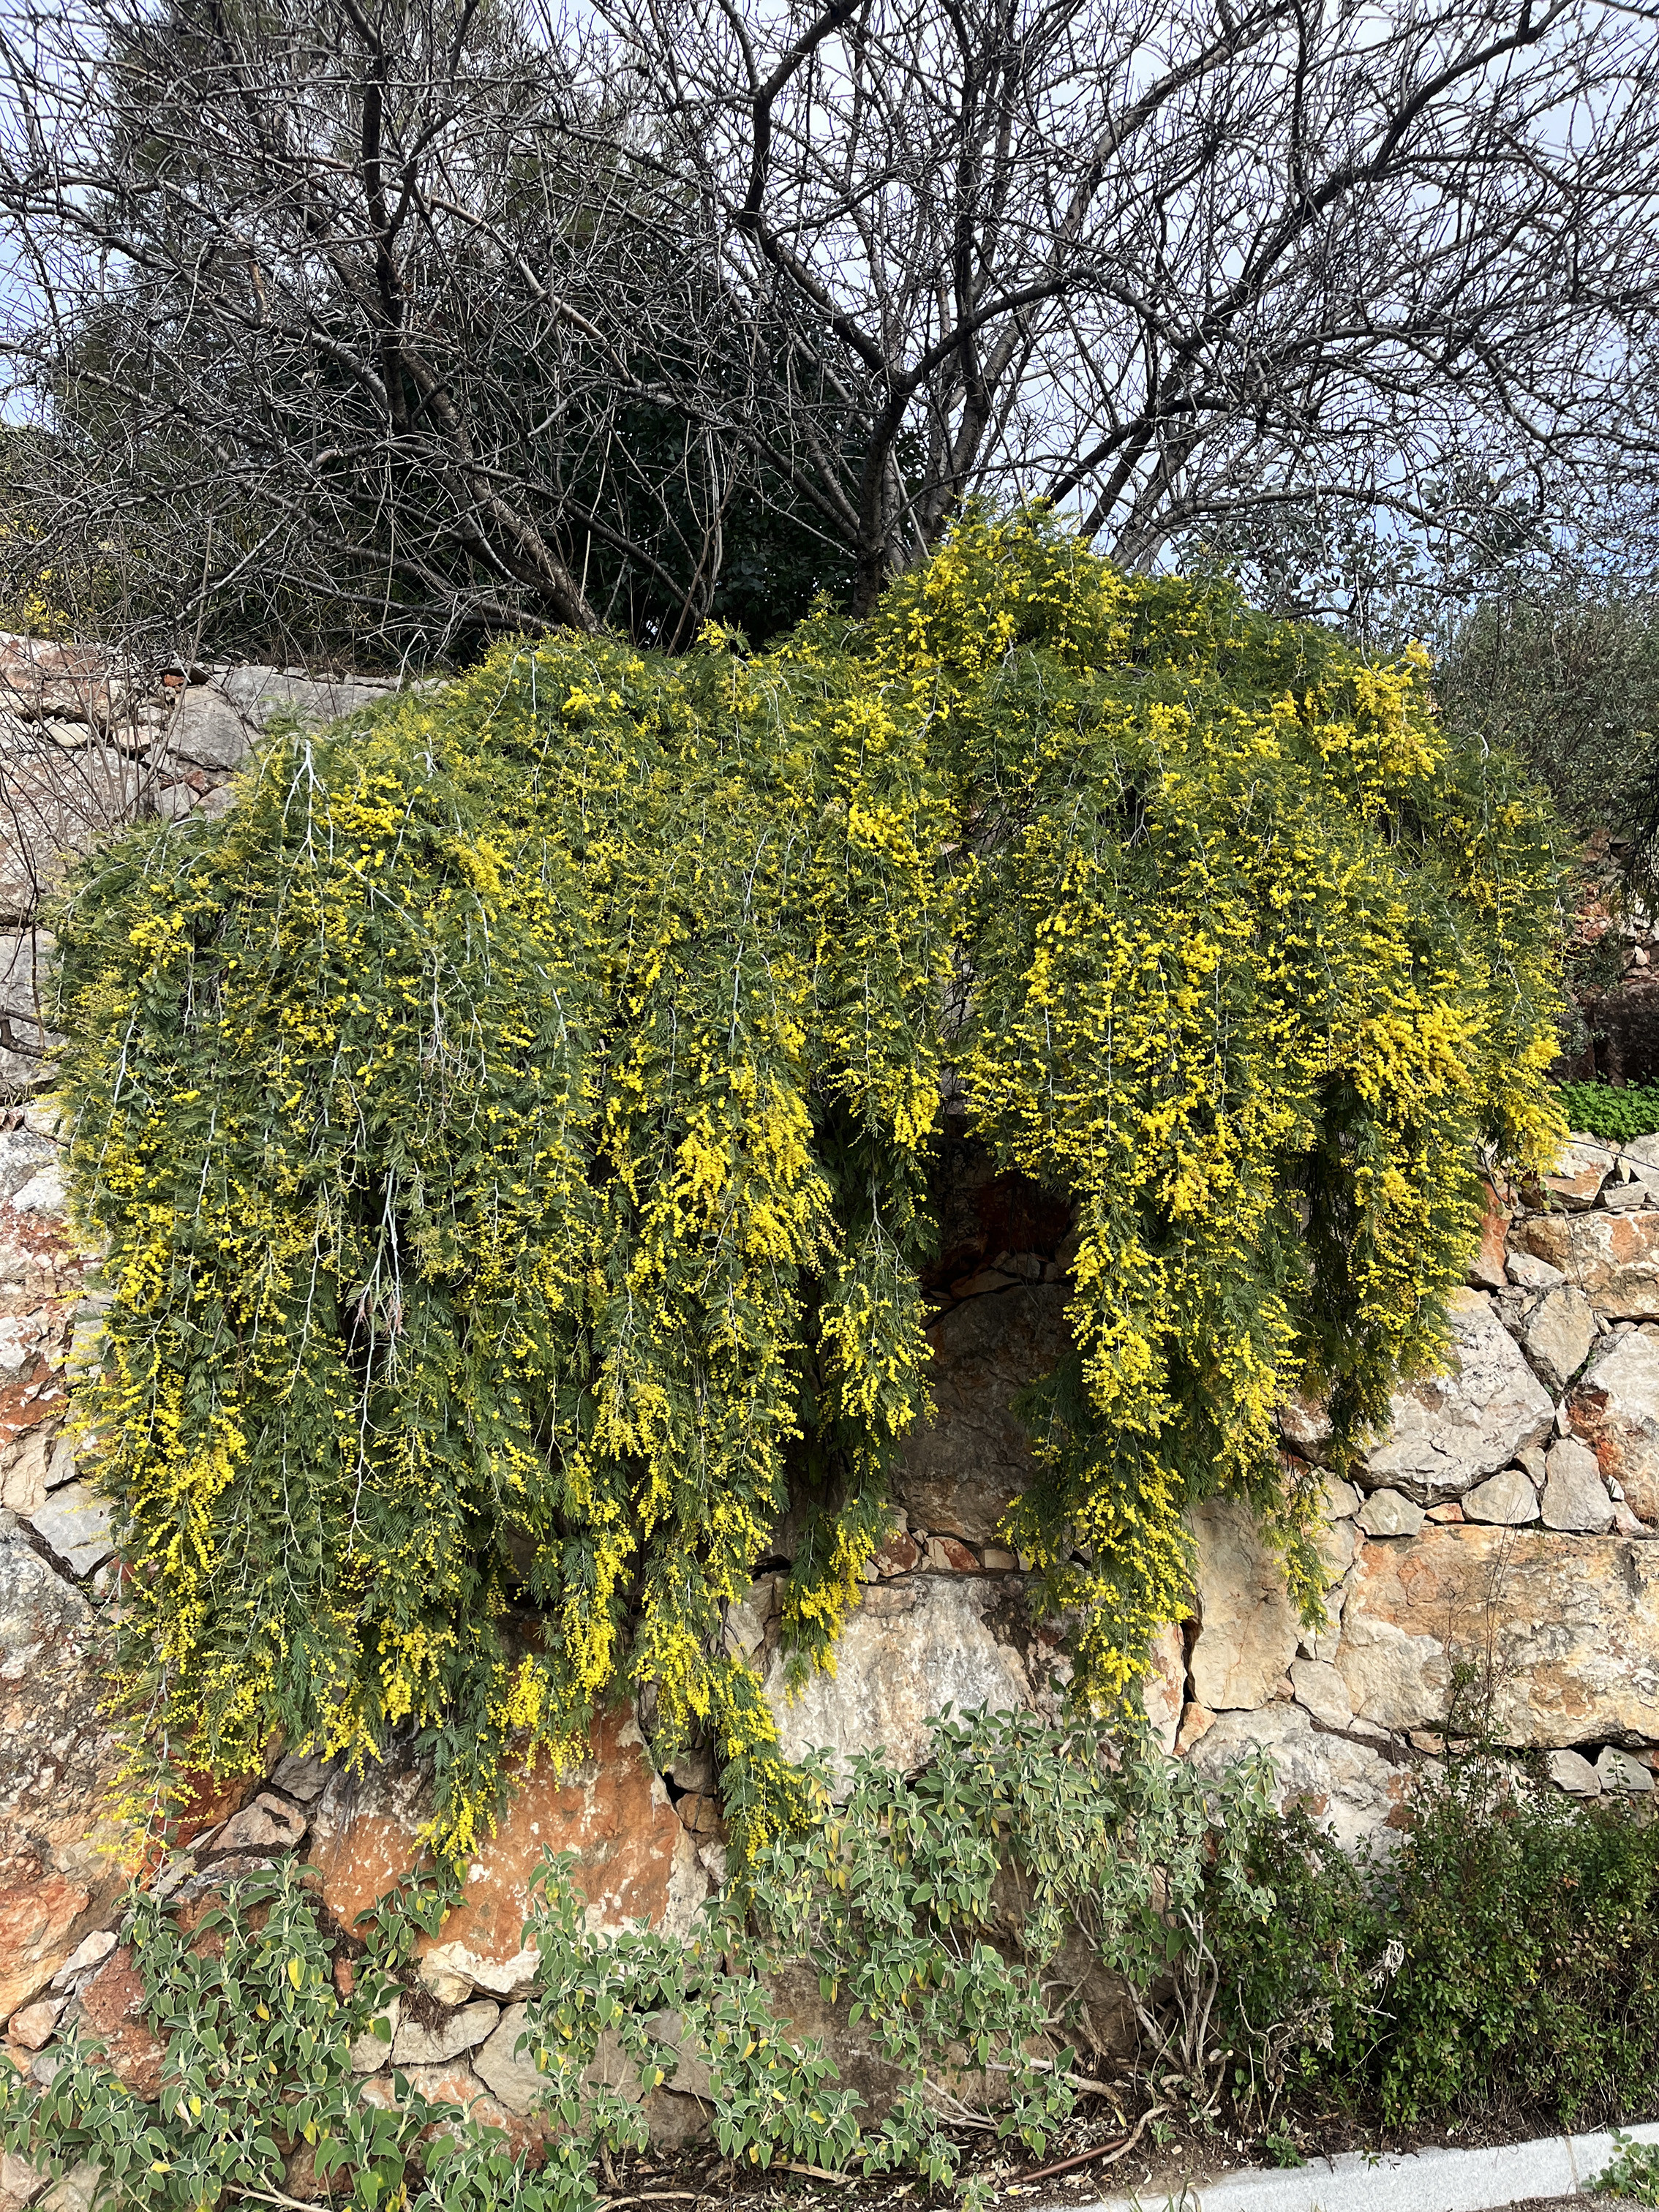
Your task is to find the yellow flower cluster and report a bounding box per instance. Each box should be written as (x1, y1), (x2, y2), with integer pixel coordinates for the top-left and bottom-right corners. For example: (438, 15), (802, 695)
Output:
(52, 513), (1563, 1858)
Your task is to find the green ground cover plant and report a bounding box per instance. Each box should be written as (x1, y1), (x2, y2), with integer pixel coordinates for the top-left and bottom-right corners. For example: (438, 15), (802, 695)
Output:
(50, 512), (1564, 1855)
(1556, 1079), (1659, 1143)
(6, 1715), (1654, 2209)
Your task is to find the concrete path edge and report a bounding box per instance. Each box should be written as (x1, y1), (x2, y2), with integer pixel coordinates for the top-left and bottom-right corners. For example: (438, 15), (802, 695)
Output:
(1086, 2118), (1659, 2212)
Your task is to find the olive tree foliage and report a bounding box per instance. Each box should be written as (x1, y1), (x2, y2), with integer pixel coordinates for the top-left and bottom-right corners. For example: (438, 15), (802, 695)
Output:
(1, 0), (1658, 664)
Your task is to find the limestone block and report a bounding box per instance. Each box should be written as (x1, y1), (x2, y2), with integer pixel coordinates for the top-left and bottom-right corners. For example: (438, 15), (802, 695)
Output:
(1288, 1658), (1353, 1729)
(350, 1996), (400, 2072)
(1507, 1250), (1565, 1291)
(1143, 1621), (1186, 1753)
(167, 690), (251, 773)
(473, 2002), (542, 2115)
(221, 666), (393, 730)
(1186, 1703), (1412, 1851)
(1596, 1746), (1653, 1794)
(418, 1939), (541, 2003)
(1335, 1614), (1449, 1731)
(28, 1483), (113, 1577)
(1516, 1286), (1597, 1396)
(1540, 1440), (1614, 1533)
(761, 1576), (1033, 1788)
(1566, 1328), (1659, 1522)
(1339, 1524), (1659, 1747)
(0, 1131), (55, 1203)
(11, 1166), (66, 1222)
(212, 1792), (308, 1852)
(1276, 1389), (1333, 1462)
(1462, 1465), (1538, 1526)
(895, 1283), (1069, 1542)
(0, 1526), (125, 1925)
(391, 2000), (500, 2067)
(1362, 1290), (1552, 1502)
(1188, 1498), (1302, 1712)
(1546, 1748), (1600, 1795)
(1511, 1210), (1659, 1319)
(1535, 1137), (1610, 1211)
(1356, 1489), (1424, 1538)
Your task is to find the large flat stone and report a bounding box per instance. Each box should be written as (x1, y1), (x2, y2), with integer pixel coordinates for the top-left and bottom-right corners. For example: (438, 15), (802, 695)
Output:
(167, 690), (251, 773)
(894, 1284), (1070, 1542)
(0, 1523), (126, 1911)
(1516, 1286), (1597, 1397)
(1512, 1211), (1659, 1320)
(220, 667), (393, 730)
(306, 1705), (707, 1967)
(1188, 1498), (1301, 1711)
(1185, 1703), (1413, 1851)
(1567, 1328), (1659, 1524)
(761, 1574), (1034, 1788)
(1337, 1524), (1659, 1747)
(1361, 1289), (1552, 1502)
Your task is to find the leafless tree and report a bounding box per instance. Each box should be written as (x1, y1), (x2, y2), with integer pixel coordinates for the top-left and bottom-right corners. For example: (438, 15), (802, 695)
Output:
(0, 0), (1658, 660)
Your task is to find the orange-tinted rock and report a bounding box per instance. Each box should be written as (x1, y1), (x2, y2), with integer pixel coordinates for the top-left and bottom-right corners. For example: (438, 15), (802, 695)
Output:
(1513, 1210), (1659, 1319)
(78, 1944), (167, 2099)
(1339, 1524), (1659, 1745)
(0, 1874), (88, 2019)
(307, 1707), (710, 1992)
(1470, 1181), (1511, 1290)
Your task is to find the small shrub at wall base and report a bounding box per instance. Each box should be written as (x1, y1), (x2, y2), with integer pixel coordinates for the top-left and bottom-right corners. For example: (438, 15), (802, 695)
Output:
(49, 508), (1565, 1862)
(4, 1715), (1657, 2208)
(1212, 1751), (1659, 2134)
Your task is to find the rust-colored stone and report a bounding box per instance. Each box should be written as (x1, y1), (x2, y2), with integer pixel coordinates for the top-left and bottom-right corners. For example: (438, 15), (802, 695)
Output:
(1340, 1523), (1659, 1745)
(307, 1707), (710, 1990)
(0, 1873), (88, 2019)
(79, 1944), (168, 2099)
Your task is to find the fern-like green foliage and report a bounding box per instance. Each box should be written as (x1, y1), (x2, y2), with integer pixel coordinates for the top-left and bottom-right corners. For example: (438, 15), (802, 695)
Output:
(51, 513), (1565, 1857)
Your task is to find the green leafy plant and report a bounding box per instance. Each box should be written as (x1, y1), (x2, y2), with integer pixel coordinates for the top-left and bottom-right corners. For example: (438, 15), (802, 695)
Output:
(1556, 1080), (1659, 1143)
(0, 1859), (606, 2212)
(1214, 1752), (1659, 2132)
(51, 511), (1565, 1856)
(1595, 2129), (1659, 2204)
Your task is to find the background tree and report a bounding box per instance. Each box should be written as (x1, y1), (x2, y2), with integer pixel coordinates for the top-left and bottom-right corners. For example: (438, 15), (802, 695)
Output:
(1, 0), (1658, 663)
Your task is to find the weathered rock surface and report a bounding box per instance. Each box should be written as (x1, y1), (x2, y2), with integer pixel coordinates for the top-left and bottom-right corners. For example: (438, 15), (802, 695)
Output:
(1568, 1328), (1659, 1524)
(29, 1483), (113, 1577)
(75, 1946), (167, 2098)
(1516, 1285), (1598, 1396)
(895, 1284), (1069, 1542)
(0, 1523), (125, 1932)
(1186, 1704), (1413, 1850)
(1512, 1211), (1659, 1320)
(1361, 1290), (1552, 1502)
(307, 1705), (708, 1965)
(1541, 1440), (1614, 1533)
(762, 1574), (1035, 1786)
(390, 2000), (500, 2067)
(1339, 1525), (1659, 1746)
(1535, 1137), (1611, 1211)
(1356, 1488), (1424, 1538)
(1462, 1464), (1538, 1526)
(168, 690), (252, 773)
(1188, 1498), (1301, 1711)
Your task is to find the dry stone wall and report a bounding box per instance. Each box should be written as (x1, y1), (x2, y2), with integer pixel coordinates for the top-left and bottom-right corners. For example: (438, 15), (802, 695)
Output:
(1, 1073), (1657, 2167)
(0, 633), (399, 1089)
